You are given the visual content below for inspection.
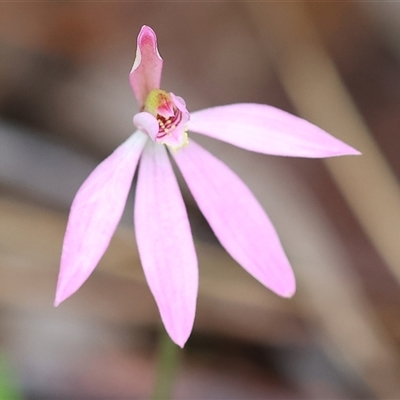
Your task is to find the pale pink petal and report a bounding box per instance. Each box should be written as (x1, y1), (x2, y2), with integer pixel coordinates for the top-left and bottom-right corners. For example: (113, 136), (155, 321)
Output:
(170, 93), (187, 111)
(129, 26), (163, 106)
(55, 131), (148, 306)
(134, 141), (198, 347)
(172, 140), (295, 298)
(189, 104), (360, 158)
(133, 111), (159, 141)
(157, 93), (190, 149)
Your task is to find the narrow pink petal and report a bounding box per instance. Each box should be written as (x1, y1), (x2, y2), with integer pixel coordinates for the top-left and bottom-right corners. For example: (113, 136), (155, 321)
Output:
(172, 140), (296, 298)
(134, 141), (198, 347)
(189, 104), (360, 158)
(55, 131), (148, 306)
(129, 26), (163, 106)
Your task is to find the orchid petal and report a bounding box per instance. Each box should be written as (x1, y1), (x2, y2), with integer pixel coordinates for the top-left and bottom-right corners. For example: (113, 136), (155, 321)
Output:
(133, 112), (159, 141)
(134, 141), (198, 347)
(172, 140), (295, 298)
(55, 131), (148, 306)
(129, 26), (163, 106)
(189, 103), (360, 158)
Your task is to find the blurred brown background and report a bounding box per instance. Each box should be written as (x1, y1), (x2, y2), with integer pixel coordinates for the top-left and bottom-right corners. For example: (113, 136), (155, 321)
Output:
(1, 2), (400, 399)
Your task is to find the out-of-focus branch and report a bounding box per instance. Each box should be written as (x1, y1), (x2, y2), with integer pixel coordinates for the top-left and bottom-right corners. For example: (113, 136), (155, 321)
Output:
(245, 2), (400, 397)
(246, 1), (400, 294)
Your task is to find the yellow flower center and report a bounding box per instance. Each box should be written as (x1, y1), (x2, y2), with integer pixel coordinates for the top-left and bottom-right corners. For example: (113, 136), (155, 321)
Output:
(143, 89), (189, 151)
(144, 89), (173, 117)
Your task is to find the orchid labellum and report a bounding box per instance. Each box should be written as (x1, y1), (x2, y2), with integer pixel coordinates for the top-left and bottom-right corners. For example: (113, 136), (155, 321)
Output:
(55, 26), (359, 347)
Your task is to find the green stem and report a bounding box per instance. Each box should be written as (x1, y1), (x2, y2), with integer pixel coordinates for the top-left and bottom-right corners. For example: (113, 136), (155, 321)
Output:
(151, 328), (181, 400)
(0, 353), (23, 400)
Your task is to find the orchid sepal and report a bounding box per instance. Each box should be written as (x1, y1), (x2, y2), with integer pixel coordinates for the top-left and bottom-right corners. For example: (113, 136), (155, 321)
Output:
(55, 131), (147, 306)
(188, 103), (360, 158)
(135, 141), (198, 347)
(171, 140), (296, 298)
(129, 25), (163, 106)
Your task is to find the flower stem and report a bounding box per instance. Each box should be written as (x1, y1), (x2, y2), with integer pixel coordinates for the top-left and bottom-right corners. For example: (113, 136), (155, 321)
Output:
(0, 353), (23, 400)
(151, 328), (181, 400)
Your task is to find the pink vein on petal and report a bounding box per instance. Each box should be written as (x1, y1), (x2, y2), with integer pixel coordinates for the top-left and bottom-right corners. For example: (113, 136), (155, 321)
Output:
(188, 103), (360, 158)
(172, 140), (296, 298)
(129, 25), (163, 106)
(55, 131), (148, 306)
(134, 141), (198, 348)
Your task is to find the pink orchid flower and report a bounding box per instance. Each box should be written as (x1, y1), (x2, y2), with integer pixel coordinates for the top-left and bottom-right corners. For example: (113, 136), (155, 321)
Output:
(55, 26), (359, 347)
